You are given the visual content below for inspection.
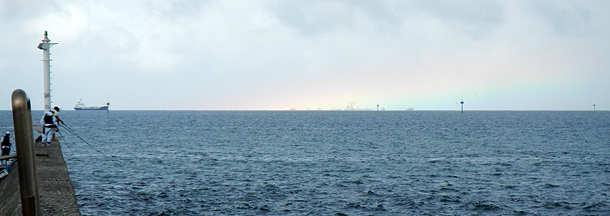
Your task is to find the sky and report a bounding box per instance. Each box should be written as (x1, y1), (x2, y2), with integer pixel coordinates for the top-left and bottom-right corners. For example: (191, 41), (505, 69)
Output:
(1, 0), (609, 111)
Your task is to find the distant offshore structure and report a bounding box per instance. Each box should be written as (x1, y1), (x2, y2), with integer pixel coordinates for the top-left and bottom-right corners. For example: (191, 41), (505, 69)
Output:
(284, 102), (414, 111)
(460, 99), (464, 113)
(345, 102), (357, 111)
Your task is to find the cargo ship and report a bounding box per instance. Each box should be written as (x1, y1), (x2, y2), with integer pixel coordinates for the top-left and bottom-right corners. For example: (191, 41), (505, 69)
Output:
(74, 99), (109, 111)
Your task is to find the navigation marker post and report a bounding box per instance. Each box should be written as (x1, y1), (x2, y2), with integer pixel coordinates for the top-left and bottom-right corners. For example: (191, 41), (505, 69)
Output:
(460, 99), (464, 113)
(37, 31), (57, 112)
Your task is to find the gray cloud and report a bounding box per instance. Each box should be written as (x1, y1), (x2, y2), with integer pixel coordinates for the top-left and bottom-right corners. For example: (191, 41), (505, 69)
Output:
(269, 0), (404, 37)
(526, 0), (592, 36)
(1, 0), (609, 110)
(412, 0), (505, 40)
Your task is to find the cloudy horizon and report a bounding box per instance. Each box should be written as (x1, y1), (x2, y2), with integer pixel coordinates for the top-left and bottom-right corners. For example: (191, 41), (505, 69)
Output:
(1, 0), (608, 111)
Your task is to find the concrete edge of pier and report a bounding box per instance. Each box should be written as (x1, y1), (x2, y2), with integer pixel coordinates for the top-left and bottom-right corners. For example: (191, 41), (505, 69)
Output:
(0, 140), (80, 215)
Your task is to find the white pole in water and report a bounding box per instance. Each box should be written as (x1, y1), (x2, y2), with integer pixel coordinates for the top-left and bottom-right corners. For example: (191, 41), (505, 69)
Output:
(460, 99), (464, 113)
(37, 31), (57, 112)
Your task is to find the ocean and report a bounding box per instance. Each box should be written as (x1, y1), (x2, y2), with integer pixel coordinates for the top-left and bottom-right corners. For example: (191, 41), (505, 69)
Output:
(2, 110), (610, 215)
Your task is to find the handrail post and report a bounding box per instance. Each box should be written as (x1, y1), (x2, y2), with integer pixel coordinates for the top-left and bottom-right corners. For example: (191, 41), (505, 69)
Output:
(11, 89), (41, 216)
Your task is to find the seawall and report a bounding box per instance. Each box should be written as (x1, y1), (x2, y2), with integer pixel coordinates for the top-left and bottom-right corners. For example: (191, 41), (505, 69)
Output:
(0, 140), (80, 215)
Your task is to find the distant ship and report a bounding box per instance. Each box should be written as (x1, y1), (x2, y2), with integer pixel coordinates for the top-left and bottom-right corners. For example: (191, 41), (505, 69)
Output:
(74, 99), (110, 111)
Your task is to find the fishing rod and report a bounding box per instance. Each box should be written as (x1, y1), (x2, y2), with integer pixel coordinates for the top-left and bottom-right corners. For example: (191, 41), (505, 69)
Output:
(58, 123), (107, 157)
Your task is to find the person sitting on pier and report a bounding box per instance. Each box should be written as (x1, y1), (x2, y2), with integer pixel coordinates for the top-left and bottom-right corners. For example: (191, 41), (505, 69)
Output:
(40, 110), (56, 146)
(1, 131), (10, 157)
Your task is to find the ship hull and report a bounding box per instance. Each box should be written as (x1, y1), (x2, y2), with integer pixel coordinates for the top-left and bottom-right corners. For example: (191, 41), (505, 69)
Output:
(74, 106), (109, 111)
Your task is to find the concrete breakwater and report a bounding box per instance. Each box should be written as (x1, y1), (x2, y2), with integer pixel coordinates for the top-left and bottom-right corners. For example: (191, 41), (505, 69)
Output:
(0, 140), (80, 215)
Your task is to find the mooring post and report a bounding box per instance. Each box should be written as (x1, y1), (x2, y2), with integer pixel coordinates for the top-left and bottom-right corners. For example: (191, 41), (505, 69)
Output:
(11, 89), (41, 216)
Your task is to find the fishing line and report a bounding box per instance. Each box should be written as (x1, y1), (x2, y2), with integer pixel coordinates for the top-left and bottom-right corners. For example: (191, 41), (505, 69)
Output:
(59, 124), (107, 157)
(59, 124), (104, 156)
(56, 130), (74, 155)
(59, 123), (78, 134)
(60, 124), (87, 142)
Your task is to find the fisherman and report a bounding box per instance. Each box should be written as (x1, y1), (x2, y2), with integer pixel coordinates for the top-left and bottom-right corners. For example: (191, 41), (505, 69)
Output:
(1, 131), (11, 157)
(52, 106), (64, 140)
(40, 110), (56, 146)
(1, 131), (11, 165)
(53, 106), (64, 125)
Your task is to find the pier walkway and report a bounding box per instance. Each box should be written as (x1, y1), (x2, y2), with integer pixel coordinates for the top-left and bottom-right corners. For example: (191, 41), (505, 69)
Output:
(0, 140), (80, 215)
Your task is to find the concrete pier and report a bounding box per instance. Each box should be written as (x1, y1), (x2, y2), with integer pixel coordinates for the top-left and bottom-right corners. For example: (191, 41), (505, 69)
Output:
(0, 140), (80, 215)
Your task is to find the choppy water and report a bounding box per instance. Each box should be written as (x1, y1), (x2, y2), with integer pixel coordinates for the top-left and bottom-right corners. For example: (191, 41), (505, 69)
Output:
(2, 111), (610, 215)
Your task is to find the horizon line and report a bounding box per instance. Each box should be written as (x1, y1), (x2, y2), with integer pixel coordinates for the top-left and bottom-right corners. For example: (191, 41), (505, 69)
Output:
(14, 109), (609, 112)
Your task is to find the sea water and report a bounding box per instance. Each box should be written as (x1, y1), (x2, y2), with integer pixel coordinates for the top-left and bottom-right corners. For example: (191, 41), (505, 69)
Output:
(2, 111), (609, 215)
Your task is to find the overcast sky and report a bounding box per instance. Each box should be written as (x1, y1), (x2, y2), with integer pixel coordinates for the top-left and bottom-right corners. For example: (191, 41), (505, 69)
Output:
(1, 0), (609, 110)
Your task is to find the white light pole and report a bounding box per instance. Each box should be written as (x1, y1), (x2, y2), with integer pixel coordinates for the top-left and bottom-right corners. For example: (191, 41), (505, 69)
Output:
(37, 31), (57, 111)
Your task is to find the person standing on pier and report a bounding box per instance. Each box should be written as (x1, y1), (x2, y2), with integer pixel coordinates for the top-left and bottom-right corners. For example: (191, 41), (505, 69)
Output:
(1, 131), (9, 165)
(53, 106), (64, 125)
(52, 106), (64, 140)
(40, 110), (56, 146)
(1, 131), (10, 157)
